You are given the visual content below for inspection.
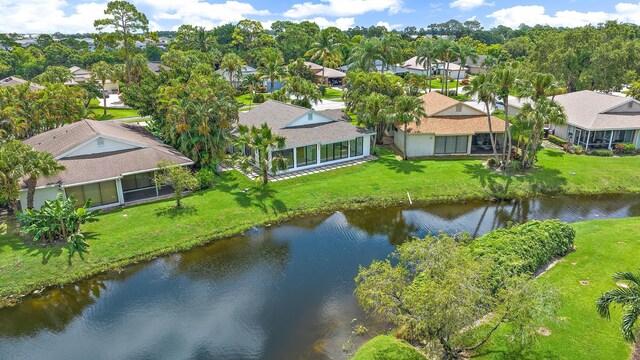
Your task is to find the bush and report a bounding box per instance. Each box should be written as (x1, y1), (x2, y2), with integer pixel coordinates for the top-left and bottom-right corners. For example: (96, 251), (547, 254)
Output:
(591, 149), (614, 157)
(318, 85), (327, 96)
(507, 160), (522, 172)
(252, 93), (265, 104)
(565, 144), (584, 155)
(548, 134), (569, 147)
(460, 78), (470, 85)
(470, 220), (575, 289)
(613, 143), (636, 155)
(487, 157), (498, 168)
(195, 168), (216, 189)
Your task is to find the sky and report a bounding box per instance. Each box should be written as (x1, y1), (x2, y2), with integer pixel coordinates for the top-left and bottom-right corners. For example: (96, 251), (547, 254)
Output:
(2, 0), (640, 34)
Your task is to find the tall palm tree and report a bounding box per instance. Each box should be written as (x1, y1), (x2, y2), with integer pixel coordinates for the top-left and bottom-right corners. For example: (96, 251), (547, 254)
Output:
(416, 39), (437, 92)
(454, 42), (477, 96)
(91, 61), (113, 115)
(465, 74), (499, 163)
(596, 269), (640, 342)
(258, 53), (285, 93)
(435, 39), (456, 94)
(233, 123), (287, 185)
(518, 99), (566, 168)
(380, 32), (404, 73)
(305, 29), (342, 86)
(392, 95), (427, 160)
(220, 53), (246, 88)
(355, 92), (392, 145)
(243, 74), (263, 107)
(492, 63), (520, 167)
(22, 148), (65, 209)
(347, 38), (383, 73)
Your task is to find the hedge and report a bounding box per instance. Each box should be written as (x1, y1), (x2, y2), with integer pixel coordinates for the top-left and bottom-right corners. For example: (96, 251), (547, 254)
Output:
(591, 149), (614, 157)
(470, 220), (575, 287)
(548, 134), (569, 147)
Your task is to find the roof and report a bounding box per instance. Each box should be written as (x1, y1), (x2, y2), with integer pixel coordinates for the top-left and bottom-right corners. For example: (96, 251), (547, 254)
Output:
(215, 65), (257, 78)
(403, 56), (431, 70)
(238, 100), (373, 148)
(554, 90), (640, 130)
(318, 109), (351, 122)
(304, 61), (324, 72)
(0, 76), (44, 90)
(147, 62), (169, 74)
(404, 92), (506, 135)
(69, 66), (90, 75)
(23, 120), (192, 187)
(303, 62), (346, 78)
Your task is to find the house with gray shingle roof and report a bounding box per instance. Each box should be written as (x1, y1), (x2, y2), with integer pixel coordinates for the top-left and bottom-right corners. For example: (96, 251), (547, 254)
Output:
(236, 100), (374, 174)
(20, 119), (193, 210)
(552, 91), (640, 150)
(0, 76), (44, 91)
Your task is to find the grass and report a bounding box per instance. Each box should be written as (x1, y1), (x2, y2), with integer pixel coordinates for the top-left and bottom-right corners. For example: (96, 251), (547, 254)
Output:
(472, 217), (640, 360)
(352, 335), (425, 360)
(3, 148), (640, 306)
(322, 88), (344, 100)
(88, 98), (139, 120)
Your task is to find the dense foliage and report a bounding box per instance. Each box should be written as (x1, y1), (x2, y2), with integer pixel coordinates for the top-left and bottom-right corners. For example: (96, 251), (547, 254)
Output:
(154, 161), (199, 208)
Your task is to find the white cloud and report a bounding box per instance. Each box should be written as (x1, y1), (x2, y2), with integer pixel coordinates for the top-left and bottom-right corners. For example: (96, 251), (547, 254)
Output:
(284, 0), (406, 18)
(487, 3), (640, 28)
(450, 0), (494, 11)
(376, 21), (402, 30)
(141, 0), (270, 29)
(0, 0), (108, 33)
(305, 17), (356, 30)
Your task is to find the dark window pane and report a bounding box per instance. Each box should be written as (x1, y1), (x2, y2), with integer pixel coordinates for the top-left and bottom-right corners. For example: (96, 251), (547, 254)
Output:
(349, 140), (356, 157)
(121, 175), (136, 191)
(65, 186), (85, 206)
(456, 136), (468, 153)
(296, 147), (306, 167)
(435, 137), (446, 154)
(357, 137), (363, 155)
(99, 181), (118, 205)
(83, 183), (102, 206)
(445, 136), (457, 153)
(306, 145), (316, 163)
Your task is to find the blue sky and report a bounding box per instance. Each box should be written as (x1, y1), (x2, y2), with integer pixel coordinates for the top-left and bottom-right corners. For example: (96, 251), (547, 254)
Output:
(1, 0), (639, 34)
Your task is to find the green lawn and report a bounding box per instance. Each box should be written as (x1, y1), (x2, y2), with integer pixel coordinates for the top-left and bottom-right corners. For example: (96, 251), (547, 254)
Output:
(235, 93), (272, 107)
(352, 335), (425, 360)
(323, 88), (344, 100)
(89, 98), (139, 120)
(3, 148), (640, 305)
(472, 217), (639, 360)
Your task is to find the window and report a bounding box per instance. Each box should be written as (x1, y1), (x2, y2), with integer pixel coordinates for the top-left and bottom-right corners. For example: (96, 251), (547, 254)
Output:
(296, 145), (317, 167)
(321, 141), (349, 162)
(307, 113), (313, 121)
(122, 172), (154, 192)
(455, 104), (462, 112)
(613, 130), (635, 143)
(349, 137), (364, 157)
(272, 149), (294, 169)
(65, 180), (119, 208)
(97, 138), (104, 146)
(434, 136), (468, 154)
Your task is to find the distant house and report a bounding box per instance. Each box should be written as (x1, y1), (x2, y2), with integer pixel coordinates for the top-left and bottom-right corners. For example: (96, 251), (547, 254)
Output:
(339, 60), (408, 76)
(552, 91), (640, 150)
(68, 66), (119, 93)
(0, 76), (44, 91)
(394, 92), (505, 157)
(402, 56), (436, 76)
(215, 65), (259, 88)
(304, 61), (346, 85)
(147, 62), (169, 75)
(20, 120), (193, 210)
(454, 55), (488, 75)
(235, 100), (374, 174)
(436, 62), (467, 80)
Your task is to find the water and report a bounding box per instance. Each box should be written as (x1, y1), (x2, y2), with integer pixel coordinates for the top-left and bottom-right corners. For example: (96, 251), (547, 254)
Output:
(2, 195), (640, 360)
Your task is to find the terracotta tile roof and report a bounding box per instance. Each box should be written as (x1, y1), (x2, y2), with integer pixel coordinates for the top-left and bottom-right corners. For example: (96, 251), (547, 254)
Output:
(405, 115), (506, 135)
(420, 91), (460, 116)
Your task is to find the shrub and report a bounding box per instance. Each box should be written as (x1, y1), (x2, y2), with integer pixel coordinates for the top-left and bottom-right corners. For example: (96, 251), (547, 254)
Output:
(566, 144), (584, 155)
(252, 93), (265, 104)
(195, 168), (216, 189)
(509, 148), (522, 161)
(548, 134), (569, 147)
(318, 85), (327, 96)
(470, 220), (575, 289)
(461, 78), (470, 85)
(507, 160), (523, 172)
(591, 149), (614, 157)
(353, 335), (424, 360)
(257, 86), (267, 93)
(614, 143), (636, 155)
(487, 157), (498, 168)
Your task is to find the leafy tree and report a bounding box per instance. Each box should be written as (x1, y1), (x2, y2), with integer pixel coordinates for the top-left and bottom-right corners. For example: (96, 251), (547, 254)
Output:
(173, 25), (218, 53)
(347, 37), (383, 72)
(491, 63), (521, 167)
(517, 99), (566, 168)
(231, 123), (287, 185)
(628, 82), (640, 101)
(344, 71), (405, 113)
(94, 0), (154, 85)
(220, 52), (245, 88)
(154, 161), (198, 208)
(283, 76), (321, 108)
(32, 66), (73, 84)
(596, 269), (640, 342)
(91, 61), (114, 115)
(305, 29), (342, 85)
(391, 95), (427, 160)
(379, 32), (405, 73)
(465, 74), (500, 163)
(435, 38), (457, 94)
(287, 58), (316, 82)
(355, 92), (392, 145)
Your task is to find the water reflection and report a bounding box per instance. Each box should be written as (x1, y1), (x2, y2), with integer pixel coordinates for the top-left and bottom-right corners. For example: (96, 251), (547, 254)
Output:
(1, 195), (640, 360)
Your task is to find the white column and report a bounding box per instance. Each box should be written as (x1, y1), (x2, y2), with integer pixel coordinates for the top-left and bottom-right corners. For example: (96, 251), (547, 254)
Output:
(467, 135), (473, 155)
(292, 147), (297, 169)
(585, 131), (590, 150)
(115, 178), (125, 204)
(609, 131), (614, 149)
(317, 144), (321, 164)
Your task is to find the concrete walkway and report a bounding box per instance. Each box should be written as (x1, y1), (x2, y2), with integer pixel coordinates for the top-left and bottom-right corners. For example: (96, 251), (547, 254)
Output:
(220, 156), (376, 182)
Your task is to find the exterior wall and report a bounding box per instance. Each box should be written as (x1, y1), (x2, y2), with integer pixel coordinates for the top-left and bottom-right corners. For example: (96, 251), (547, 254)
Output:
(394, 129), (435, 157)
(447, 69), (467, 79)
(19, 186), (63, 211)
(554, 125), (569, 139)
(437, 104), (484, 116)
(65, 137), (138, 157)
(103, 81), (119, 93)
(506, 105), (521, 116)
(286, 112), (334, 127)
(468, 66), (487, 75)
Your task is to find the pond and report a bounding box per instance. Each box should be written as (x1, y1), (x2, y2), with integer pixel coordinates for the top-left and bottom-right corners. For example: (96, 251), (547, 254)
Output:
(2, 195), (640, 360)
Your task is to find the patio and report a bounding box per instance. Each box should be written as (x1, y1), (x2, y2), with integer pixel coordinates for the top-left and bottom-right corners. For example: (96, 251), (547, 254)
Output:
(568, 127), (635, 150)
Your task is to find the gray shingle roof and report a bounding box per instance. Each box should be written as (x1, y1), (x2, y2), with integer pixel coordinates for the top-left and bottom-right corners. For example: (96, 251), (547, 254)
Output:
(0, 76), (44, 91)
(238, 100), (373, 148)
(554, 91), (640, 130)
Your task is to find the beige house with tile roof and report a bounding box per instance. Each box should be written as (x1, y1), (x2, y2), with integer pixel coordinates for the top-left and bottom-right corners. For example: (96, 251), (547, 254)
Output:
(20, 120), (193, 210)
(394, 92), (505, 157)
(236, 100), (374, 174)
(552, 91), (640, 150)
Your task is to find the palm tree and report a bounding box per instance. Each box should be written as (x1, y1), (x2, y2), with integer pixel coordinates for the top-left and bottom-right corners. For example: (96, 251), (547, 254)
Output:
(596, 270), (640, 342)
(392, 95), (427, 160)
(258, 53), (286, 93)
(492, 63), (520, 167)
(355, 92), (392, 145)
(283, 76), (321, 108)
(465, 74), (499, 163)
(416, 39), (437, 92)
(454, 42), (477, 96)
(435, 39), (456, 94)
(518, 99), (566, 168)
(22, 147), (65, 209)
(243, 74), (263, 107)
(91, 61), (113, 115)
(220, 53), (246, 88)
(305, 29), (342, 86)
(379, 33), (404, 73)
(232, 123), (287, 185)
(347, 38), (383, 73)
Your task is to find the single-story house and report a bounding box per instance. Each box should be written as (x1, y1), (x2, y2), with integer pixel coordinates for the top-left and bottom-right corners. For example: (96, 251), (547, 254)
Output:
(453, 55), (488, 75)
(0, 76), (44, 91)
(20, 119), (193, 210)
(436, 62), (467, 80)
(339, 60), (408, 76)
(147, 61), (169, 75)
(304, 61), (346, 85)
(236, 100), (374, 174)
(215, 65), (260, 88)
(394, 91), (506, 157)
(402, 56), (436, 76)
(67, 66), (119, 93)
(552, 90), (640, 149)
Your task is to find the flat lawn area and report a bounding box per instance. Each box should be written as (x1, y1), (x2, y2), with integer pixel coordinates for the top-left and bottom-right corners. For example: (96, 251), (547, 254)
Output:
(235, 93), (271, 106)
(322, 88), (343, 100)
(89, 99), (139, 119)
(3, 148), (640, 304)
(473, 217), (639, 360)
(353, 335), (424, 360)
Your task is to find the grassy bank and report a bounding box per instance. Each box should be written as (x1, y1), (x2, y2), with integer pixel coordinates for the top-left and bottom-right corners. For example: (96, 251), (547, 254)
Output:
(353, 335), (425, 360)
(3, 148), (640, 305)
(473, 217), (639, 359)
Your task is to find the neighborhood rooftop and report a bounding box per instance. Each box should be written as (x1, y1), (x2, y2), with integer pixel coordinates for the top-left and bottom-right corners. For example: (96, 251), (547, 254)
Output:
(554, 90), (640, 130)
